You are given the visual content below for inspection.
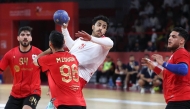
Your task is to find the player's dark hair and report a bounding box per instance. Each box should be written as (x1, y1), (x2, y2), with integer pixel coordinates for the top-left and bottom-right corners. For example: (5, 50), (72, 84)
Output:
(49, 31), (64, 49)
(18, 26), (33, 36)
(172, 27), (189, 42)
(92, 15), (109, 29)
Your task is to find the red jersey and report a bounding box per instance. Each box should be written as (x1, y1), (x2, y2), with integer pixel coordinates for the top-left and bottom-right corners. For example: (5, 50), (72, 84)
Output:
(0, 46), (42, 98)
(163, 48), (190, 103)
(38, 51), (86, 107)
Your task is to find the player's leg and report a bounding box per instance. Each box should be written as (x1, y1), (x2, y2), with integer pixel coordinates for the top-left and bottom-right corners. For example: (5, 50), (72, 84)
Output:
(22, 94), (40, 109)
(95, 70), (102, 84)
(46, 88), (56, 109)
(120, 75), (126, 88)
(138, 79), (146, 93)
(46, 100), (56, 109)
(166, 100), (190, 109)
(4, 95), (23, 109)
(112, 74), (119, 87)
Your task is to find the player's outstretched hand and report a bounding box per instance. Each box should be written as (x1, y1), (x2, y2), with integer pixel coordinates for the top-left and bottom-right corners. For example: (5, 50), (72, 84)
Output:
(61, 17), (70, 29)
(152, 54), (164, 66)
(75, 30), (92, 41)
(141, 58), (156, 70)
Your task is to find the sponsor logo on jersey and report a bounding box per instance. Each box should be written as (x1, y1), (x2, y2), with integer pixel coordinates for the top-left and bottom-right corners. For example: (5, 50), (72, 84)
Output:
(14, 65), (20, 72)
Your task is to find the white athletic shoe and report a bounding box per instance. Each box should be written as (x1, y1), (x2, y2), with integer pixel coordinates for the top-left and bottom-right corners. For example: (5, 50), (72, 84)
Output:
(46, 101), (55, 109)
(140, 88), (145, 94)
(150, 88), (155, 94)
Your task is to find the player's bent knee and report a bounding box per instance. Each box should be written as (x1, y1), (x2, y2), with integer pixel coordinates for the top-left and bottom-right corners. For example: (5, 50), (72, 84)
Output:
(153, 80), (161, 86)
(138, 79), (144, 86)
(22, 105), (32, 109)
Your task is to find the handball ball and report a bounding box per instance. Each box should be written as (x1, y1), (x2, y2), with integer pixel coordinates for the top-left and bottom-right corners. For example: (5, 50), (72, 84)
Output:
(53, 10), (69, 25)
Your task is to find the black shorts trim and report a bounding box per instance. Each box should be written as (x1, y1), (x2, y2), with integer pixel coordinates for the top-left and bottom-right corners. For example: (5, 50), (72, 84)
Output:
(5, 94), (40, 109)
(166, 100), (190, 109)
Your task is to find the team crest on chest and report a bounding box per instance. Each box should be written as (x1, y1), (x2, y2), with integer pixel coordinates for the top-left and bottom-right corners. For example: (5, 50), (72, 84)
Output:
(32, 54), (37, 60)
(78, 43), (86, 49)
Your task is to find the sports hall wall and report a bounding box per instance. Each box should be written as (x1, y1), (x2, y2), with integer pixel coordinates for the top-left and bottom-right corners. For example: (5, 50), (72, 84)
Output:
(0, 2), (78, 83)
(0, 2), (78, 57)
(1, 52), (171, 83)
(0, 2), (172, 84)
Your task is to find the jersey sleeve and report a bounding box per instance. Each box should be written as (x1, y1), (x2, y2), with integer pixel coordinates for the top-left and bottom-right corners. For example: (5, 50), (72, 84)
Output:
(174, 49), (189, 64)
(61, 28), (75, 50)
(0, 50), (11, 71)
(36, 48), (42, 54)
(91, 36), (113, 50)
(37, 55), (49, 72)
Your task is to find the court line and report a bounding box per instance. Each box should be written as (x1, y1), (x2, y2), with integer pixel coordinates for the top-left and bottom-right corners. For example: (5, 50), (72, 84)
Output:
(86, 98), (166, 106)
(0, 104), (5, 107)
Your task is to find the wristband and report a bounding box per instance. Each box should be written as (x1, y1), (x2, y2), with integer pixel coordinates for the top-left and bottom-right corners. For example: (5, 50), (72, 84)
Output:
(153, 66), (162, 75)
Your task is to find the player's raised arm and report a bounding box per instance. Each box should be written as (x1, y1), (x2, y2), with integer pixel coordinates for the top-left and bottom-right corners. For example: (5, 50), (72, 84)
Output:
(61, 18), (75, 50)
(75, 30), (113, 49)
(91, 35), (113, 49)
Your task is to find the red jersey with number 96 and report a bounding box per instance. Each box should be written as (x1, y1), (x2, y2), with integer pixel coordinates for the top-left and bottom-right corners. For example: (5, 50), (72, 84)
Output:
(38, 51), (86, 107)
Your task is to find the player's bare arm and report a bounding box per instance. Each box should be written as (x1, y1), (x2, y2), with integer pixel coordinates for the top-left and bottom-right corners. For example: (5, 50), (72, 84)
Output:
(33, 57), (39, 66)
(37, 48), (52, 58)
(157, 71), (163, 79)
(75, 30), (113, 49)
(34, 48), (52, 66)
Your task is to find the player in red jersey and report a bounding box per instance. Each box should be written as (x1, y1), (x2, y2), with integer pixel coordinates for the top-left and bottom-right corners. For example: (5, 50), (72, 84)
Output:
(34, 31), (86, 109)
(142, 27), (190, 109)
(0, 26), (42, 109)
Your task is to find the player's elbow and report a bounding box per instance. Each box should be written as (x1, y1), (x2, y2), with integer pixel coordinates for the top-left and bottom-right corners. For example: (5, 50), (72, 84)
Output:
(178, 67), (188, 76)
(108, 40), (114, 48)
(105, 40), (114, 49)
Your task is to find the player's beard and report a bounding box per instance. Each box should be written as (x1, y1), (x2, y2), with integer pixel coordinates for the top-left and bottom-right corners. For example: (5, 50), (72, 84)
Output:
(94, 30), (103, 37)
(20, 41), (31, 47)
(167, 43), (179, 51)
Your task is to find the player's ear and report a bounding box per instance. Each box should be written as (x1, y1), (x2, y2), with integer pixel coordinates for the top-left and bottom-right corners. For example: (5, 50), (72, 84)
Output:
(180, 37), (185, 44)
(92, 25), (95, 30)
(49, 41), (52, 47)
(63, 40), (65, 45)
(17, 36), (19, 41)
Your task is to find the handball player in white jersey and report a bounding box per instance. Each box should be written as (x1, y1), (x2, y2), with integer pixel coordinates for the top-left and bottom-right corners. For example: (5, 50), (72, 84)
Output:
(41, 15), (113, 109)
(41, 15), (113, 84)
(62, 15), (113, 84)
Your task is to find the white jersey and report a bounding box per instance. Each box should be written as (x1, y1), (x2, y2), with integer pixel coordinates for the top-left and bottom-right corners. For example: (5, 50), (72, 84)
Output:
(62, 28), (113, 82)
